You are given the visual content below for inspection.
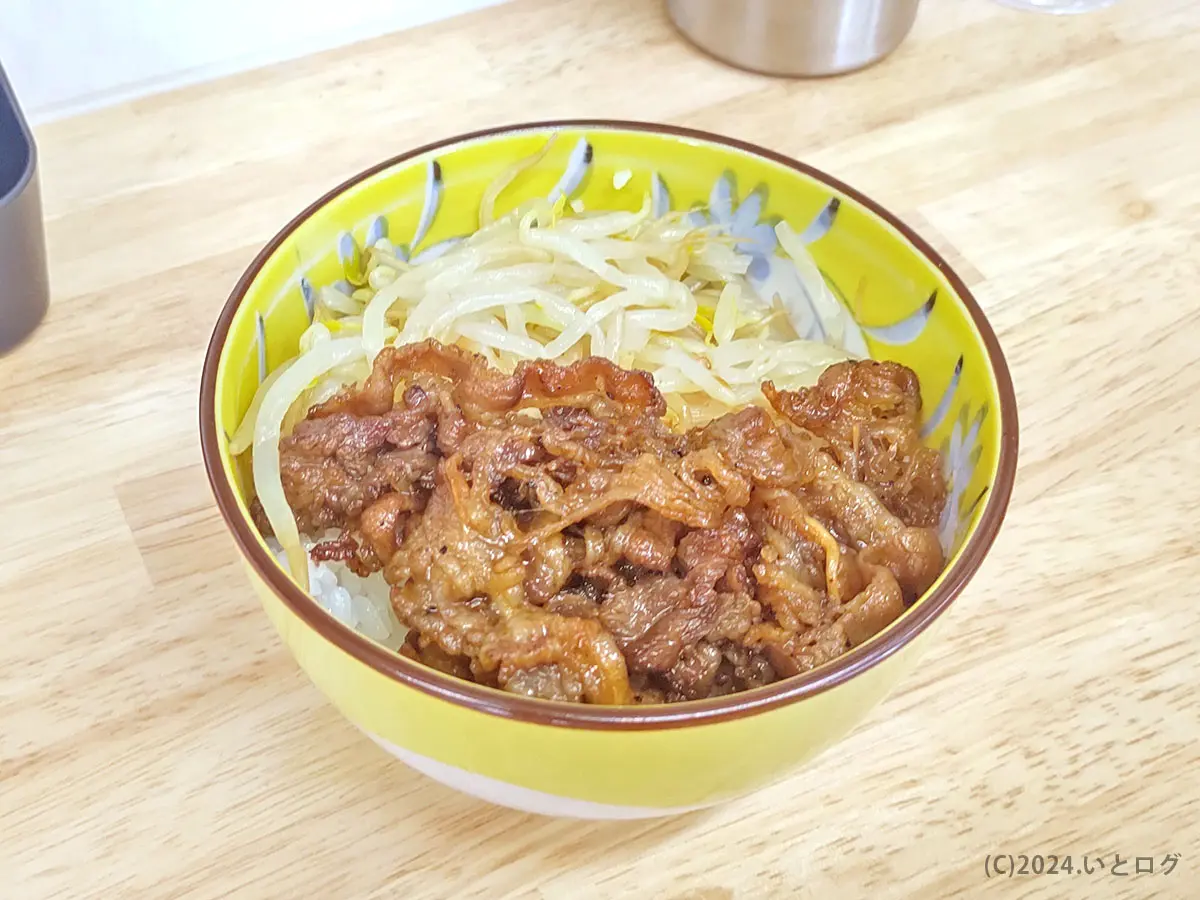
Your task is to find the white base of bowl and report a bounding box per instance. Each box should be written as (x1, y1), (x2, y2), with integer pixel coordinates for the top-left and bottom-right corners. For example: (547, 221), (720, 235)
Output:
(363, 731), (716, 820)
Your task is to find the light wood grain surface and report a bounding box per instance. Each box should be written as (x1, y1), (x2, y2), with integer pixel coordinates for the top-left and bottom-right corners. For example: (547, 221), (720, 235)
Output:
(4, 0), (1198, 897)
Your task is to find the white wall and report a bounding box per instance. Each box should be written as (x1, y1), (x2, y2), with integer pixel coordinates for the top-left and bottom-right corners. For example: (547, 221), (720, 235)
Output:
(0, 0), (508, 123)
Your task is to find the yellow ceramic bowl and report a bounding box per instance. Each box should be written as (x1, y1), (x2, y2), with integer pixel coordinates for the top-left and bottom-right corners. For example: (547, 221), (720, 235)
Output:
(200, 121), (1018, 819)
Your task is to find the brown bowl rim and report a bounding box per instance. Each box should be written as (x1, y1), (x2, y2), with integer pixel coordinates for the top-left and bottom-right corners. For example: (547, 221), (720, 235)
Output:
(199, 119), (1019, 731)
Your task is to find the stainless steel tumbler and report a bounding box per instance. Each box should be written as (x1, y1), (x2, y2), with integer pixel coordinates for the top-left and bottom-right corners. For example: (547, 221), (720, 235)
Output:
(0, 62), (49, 353)
(666, 0), (922, 77)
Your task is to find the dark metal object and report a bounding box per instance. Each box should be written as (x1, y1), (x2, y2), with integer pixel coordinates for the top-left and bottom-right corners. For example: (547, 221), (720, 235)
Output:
(0, 62), (49, 353)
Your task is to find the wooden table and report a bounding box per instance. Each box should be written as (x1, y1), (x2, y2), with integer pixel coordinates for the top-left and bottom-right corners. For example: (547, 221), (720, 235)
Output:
(4, 0), (1197, 896)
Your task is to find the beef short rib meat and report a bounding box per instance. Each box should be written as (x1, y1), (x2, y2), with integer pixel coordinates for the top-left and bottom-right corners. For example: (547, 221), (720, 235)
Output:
(262, 341), (948, 704)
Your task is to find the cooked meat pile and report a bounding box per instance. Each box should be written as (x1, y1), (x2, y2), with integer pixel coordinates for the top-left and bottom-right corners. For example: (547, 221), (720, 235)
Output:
(256, 339), (948, 705)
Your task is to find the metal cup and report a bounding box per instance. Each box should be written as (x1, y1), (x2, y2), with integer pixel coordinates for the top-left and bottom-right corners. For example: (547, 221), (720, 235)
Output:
(666, 0), (922, 77)
(0, 61), (49, 354)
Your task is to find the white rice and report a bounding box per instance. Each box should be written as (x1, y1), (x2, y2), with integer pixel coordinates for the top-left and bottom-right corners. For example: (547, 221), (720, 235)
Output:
(266, 534), (407, 651)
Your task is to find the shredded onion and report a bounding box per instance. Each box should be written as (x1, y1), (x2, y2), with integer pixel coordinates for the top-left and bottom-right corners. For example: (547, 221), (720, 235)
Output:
(236, 160), (867, 587)
(229, 360), (292, 455)
(479, 136), (558, 227)
(776, 220), (847, 347)
(251, 337), (364, 588)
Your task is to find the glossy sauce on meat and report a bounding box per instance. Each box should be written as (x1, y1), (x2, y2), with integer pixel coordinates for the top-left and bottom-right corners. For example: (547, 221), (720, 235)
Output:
(260, 340), (949, 705)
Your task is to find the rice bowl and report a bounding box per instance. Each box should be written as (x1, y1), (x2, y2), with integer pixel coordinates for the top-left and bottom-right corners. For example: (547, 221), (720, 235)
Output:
(200, 120), (1017, 816)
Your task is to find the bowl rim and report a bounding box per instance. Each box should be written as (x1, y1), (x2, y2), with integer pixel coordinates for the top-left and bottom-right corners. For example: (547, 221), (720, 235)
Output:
(199, 118), (1019, 731)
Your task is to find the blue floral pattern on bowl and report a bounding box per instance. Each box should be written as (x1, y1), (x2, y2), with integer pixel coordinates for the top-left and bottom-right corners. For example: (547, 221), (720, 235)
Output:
(939, 402), (988, 552)
(687, 173), (778, 280)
